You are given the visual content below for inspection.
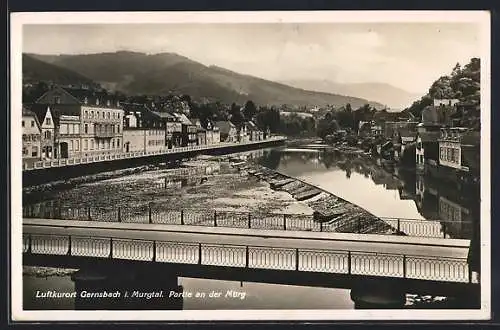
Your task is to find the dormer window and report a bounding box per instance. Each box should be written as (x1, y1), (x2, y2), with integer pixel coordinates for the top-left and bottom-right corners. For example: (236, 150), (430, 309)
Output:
(107, 99), (111, 107)
(54, 96), (61, 104)
(84, 97), (88, 105)
(96, 98), (100, 106)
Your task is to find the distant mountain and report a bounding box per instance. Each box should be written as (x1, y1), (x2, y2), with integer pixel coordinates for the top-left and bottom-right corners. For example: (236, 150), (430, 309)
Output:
(26, 51), (384, 109)
(280, 79), (422, 110)
(23, 54), (97, 86)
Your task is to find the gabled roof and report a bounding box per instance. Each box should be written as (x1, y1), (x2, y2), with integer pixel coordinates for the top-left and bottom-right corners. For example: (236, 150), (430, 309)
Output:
(26, 104), (50, 126)
(215, 121), (236, 135)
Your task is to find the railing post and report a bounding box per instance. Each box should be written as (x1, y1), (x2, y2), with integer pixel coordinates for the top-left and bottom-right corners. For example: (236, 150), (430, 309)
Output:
(397, 219), (400, 233)
(117, 207), (121, 222)
(198, 243), (202, 265)
(109, 238), (113, 258)
(88, 206), (91, 221)
(320, 221), (323, 232)
(403, 255), (407, 278)
(152, 240), (156, 262)
(443, 222), (447, 238)
(283, 214), (287, 231)
(67, 236), (72, 255)
(27, 234), (32, 254)
(149, 203), (152, 224)
(348, 251), (351, 275)
(214, 210), (217, 227)
(245, 246), (249, 268)
(248, 213), (251, 229)
(180, 210), (184, 225)
(295, 248), (299, 271)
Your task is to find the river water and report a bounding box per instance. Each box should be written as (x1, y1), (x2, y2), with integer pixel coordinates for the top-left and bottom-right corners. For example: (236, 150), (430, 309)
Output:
(22, 143), (480, 310)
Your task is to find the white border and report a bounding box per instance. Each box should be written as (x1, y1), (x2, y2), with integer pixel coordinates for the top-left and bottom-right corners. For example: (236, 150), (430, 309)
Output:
(10, 10), (491, 321)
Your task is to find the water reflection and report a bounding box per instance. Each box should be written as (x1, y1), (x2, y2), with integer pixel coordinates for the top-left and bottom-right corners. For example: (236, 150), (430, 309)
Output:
(257, 147), (479, 242)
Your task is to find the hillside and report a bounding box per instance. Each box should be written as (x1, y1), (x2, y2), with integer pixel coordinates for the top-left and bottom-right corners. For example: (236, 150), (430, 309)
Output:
(281, 79), (421, 110)
(404, 58), (480, 126)
(27, 51), (383, 109)
(22, 54), (97, 86)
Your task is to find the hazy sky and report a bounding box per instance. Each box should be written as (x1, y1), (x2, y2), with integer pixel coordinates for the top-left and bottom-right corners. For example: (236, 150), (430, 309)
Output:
(23, 23), (480, 94)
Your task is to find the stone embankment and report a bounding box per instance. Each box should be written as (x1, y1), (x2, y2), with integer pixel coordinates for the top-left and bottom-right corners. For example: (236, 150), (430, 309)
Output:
(232, 161), (400, 235)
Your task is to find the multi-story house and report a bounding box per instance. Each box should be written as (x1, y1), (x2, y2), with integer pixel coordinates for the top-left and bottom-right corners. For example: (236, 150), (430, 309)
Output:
(34, 86), (124, 159)
(28, 104), (55, 159)
(204, 120), (220, 145)
(192, 119), (207, 146)
(122, 103), (166, 154)
(22, 107), (42, 165)
(245, 121), (261, 141)
(438, 127), (480, 176)
(215, 121), (238, 143)
(176, 114), (197, 147)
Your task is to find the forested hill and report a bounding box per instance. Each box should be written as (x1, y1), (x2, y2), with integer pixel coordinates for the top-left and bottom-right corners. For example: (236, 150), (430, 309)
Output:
(404, 58), (480, 119)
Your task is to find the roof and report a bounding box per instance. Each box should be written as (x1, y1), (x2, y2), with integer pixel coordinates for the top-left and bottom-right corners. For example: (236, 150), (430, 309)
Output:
(151, 111), (176, 120)
(22, 106), (42, 130)
(174, 113), (193, 126)
(245, 121), (259, 131)
(215, 121), (236, 134)
(36, 86), (122, 109)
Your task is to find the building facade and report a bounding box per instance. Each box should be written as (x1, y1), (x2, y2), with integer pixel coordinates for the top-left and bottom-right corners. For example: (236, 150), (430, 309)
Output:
(29, 105), (56, 159)
(22, 108), (42, 164)
(216, 121), (238, 143)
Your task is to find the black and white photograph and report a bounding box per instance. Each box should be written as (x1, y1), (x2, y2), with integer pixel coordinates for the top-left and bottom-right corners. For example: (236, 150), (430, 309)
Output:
(10, 11), (490, 321)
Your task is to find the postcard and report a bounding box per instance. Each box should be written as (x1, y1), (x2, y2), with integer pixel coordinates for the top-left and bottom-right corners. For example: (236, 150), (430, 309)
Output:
(10, 10), (491, 321)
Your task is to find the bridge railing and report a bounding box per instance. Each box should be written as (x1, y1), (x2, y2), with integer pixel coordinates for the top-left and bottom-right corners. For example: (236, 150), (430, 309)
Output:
(23, 136), (286, 171)
(22, 204), (473, 239)
(22, 232), (475, 284)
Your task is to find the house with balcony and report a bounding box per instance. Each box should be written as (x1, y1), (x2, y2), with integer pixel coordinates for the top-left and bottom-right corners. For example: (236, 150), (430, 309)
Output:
(34, 86), (124, 158)
(215, 121), (238, 143)
(191, 119), (207, 146)
(438, 127), (480, 183)
(22, 107), (42, 165)
(175, 114), (197, 147)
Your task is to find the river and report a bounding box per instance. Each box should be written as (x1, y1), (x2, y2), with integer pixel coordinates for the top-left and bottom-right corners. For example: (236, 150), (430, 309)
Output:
(22, 142), (480, 310)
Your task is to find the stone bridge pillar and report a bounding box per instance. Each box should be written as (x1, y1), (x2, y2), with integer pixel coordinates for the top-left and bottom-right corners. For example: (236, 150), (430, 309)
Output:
(71, 266), (183, 310)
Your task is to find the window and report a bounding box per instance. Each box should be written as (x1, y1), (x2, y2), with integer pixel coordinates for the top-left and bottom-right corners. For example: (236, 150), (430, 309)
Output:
(112, 139), (115, 149)
(23, 147), (28, 156)
(54, 96), (61, 104)
(97, 111), (100, 119)
(75, 140), (80, 151)
(46, 117), (51, 125)
(101, 140), (105, 149)
(22, 121), (25, 127)
(44, 131), (51, 139)
(91, 139), (94, 150)
(84, 139), (88, 150)
(69, 124), (74, 134)
(31, 121), (35, 127)
(84, 110), (88, 119)
(107, 112), (110, 119)
(31, 146), (38, 157)
(117, 138), (120, 147)
(90, 111), (94, 119)
(84, 124), (88, 134)
(70, 140), (74, 151)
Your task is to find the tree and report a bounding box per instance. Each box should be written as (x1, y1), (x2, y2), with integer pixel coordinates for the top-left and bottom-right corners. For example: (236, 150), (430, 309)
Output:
(242, 100), (257, 121)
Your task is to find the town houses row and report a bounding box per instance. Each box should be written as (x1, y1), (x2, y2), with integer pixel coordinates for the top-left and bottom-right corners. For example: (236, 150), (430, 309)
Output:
(22, 86), (269, 165)
(358, 98), (480, 184)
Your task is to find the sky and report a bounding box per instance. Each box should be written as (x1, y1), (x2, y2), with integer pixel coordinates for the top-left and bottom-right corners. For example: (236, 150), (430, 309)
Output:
(23, 22), (481, 94)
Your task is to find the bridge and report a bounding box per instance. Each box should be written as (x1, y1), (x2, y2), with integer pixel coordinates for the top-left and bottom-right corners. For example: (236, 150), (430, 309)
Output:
(22, 213), (479, 309)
